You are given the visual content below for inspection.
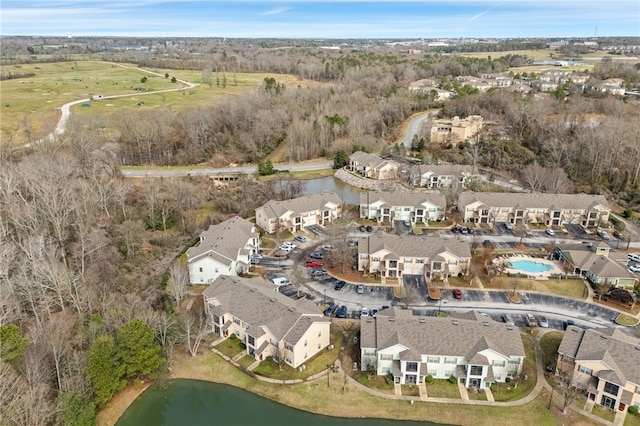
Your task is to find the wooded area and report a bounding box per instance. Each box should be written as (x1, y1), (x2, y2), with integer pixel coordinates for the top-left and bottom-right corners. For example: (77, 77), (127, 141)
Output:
(0, 38), (639, 424)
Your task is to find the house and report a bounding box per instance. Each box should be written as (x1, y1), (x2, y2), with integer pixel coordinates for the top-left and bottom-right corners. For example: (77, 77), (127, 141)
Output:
(586, 78), (626, 96)
(255, 191), (342, 234)
(359, 190), (446, 224)
(557, 326), (640, 412)
(357, 234), (471, 282)
(348, 151), (399, 180)
(458, 192), (610, 227)
(553, 242), (638, 290)
(203, 275), (331, 368)
(410, 164), (474, 189)
(455, 76), (493, 92)
(360, 309), (525, 387)
(430, 116), (483, 145)
(187, 216), (261, 285)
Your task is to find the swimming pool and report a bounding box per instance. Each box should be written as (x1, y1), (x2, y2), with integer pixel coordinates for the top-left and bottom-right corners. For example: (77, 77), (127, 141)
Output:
(508, 259), (554, 274)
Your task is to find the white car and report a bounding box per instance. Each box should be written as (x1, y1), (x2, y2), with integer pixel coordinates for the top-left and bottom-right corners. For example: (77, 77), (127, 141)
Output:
(546, 229), (555, 236)
(504, 222), (514, 230)
(361, 307), (368, 317)
(628, 253), (640, 263)
(321, 244), (333, 252)
(629, 264), (640, 273)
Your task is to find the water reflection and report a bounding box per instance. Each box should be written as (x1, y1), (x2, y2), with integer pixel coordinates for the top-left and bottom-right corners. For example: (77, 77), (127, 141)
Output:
(299, 176), (363, 204)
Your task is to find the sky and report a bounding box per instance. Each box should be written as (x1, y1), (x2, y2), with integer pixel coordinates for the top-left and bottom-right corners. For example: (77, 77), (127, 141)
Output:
(1, 0), (639, 39)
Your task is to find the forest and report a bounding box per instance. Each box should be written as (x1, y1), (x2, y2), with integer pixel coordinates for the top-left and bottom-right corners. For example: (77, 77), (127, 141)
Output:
(1, 38), (639, 425)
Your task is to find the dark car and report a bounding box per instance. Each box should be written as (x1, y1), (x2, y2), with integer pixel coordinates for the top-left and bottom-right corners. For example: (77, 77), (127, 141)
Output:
(365, 225), (373, 232)
(358, 225), (366, 232)
(451, 226), (459, 233)
(563, 320), (575, 330)
(452, 289), (462, 299)
(323, 304), (336, 316)
(336, 305), (348, 318)
(334, 280), (346, 291)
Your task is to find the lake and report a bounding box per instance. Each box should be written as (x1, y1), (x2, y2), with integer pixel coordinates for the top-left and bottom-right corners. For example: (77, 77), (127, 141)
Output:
(116, 379), (448, 426)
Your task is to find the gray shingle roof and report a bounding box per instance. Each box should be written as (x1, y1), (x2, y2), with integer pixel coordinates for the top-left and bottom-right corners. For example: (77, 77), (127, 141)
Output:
(203, 276), (328, 344)
(556, 244), (636, 280)
(458, 191), (609, 211)
(358, 234), (471, 260)
(359, 190), (446, 209)
(559, 326), (640, 386)
(255, 190), (342, 221)
(350, 151), (395, 170)
(360, 311), (524, 360)
(416, 164), (473, 176)
(187, 216), (258, 264)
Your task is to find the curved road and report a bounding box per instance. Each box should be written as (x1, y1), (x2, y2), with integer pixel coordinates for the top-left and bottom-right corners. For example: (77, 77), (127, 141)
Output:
(397, 109), (439, 150)
(25, 63), (197, 149)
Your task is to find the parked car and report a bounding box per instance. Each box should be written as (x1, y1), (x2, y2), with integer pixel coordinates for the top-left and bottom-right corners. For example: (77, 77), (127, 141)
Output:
(309, 251), (323, 259)
(279, 245), (293, 252)
(252, 253), (263, 260)
(627, 253), (640, 263)
(483, 240), (493, 248)
(305, 260), (323, 268)
(403, 220), (411, 227)
(563, 320), (575, 330)
(361, 307), (368, 317)
(525, 313), (538, 327)
(321, 244), (333, 252)
(502, 314), (515, 325)
(356, 285), (365, 294)
(452, 289), (462, 299)
(323, 304), (336, 316)
(311, 269), (327, 278)
(294, 235), (307, 243)
(613, 230), (624, 240)
(348, 239), (358, 247)
(336, 305), (348, 318)
(629, 264), (640, 273)
(596, 229), (610, 240)
(334, 280), (346, 291)
(365, 225), (373, 232)
(250, 257), (260, 265)
(504, 222), (514, 230)
(358, 225), (366, 232)
(538, 316), (549, 328)
(371, 308), (378, 317)
(546, 229), (555, 236)
(451, 226), (460, 233)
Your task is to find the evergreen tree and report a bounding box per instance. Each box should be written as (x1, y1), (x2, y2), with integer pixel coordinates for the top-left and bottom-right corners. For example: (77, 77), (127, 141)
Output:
(116, 319), (164, 380)
(0, 324), (28, 364)
(55, 392), (97, 426)
(88, 336), (126, 406)
(333, 150), (348, 169)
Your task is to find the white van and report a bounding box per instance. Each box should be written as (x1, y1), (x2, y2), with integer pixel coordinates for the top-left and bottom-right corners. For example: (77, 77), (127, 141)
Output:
(271, 277), (290, 287)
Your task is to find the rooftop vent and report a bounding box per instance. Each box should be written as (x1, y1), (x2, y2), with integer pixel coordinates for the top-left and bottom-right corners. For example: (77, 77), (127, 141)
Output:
(389, 317), (395, 322)
(269, 298), (275, 302)
(419, 319), (426, 324)
(506, 326), (513, 331)
(288, 307), (296, 312)
(571, 328), (579, 333)
(635, 346), (640, 351)
(483, 322), (490, 327)
(250, 288), (256, 292)
(600, 335), (608, 340)
(452, 320), (459, 325)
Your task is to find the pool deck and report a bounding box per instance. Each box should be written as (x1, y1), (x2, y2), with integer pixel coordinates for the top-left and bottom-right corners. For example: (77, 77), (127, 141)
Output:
(496, 254), (564, 280)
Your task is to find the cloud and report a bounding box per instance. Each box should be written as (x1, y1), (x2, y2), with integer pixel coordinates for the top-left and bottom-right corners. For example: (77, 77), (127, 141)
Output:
(469, 5), (496, 23)
(260, 7), (291, 16)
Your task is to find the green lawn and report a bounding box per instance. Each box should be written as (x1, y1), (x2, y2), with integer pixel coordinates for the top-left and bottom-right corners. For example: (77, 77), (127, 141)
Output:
(253, 332), (343, 381)
(467, 389), (488, 401)
(355, 372), (395, 394)
(401, 385), (421, 397)
(491, 334), (537, 402)
(490, 277), (587, 300)
(615, 313), (640, 326)
(540, 331), (563, 369)
(238, 355), (256, 370)
(592, 405), (616, 422)
(214, 336), (246, 359)
(425, 379), (461, 399)
(625, 411), (640, 426)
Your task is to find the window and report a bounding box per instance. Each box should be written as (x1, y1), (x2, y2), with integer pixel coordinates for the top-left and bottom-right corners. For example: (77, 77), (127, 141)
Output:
(416, 209), (424, 215)
(553, 211), (561, 218)
(404, 208), (410, 212)
(304, 340), (308, 347)
(372, 257), (380, 262)
(444, 357), (457, 364)
(432, 262), (442, 270)
(380, 354), (393, 361)
(233, 317), (241, 325)
(604, 382), (620, 396)
(304, 353), (308, 360)
(578, 365), (593, 375)
(388, 260), (398, 268)
(481, 209), (489, 216)
(406, 362), (418, 372)
(492, 360), (506, 367)
(427, 356), (440, 363)
(215, 268), (218, 273)
(318, 343), (321, 349)
(427, 369), (437, 376)
(508, 359), (520, 365)
(495, 374), (502, 381)
(318, 331), (322, 337)
(416, 259), (424, 264)
(199, 267), (203, 272)
(247, 336), (255, 346)
(444, 370), (455, 377)
(285, 343), (294, 351)
(470, 366), (483, 375)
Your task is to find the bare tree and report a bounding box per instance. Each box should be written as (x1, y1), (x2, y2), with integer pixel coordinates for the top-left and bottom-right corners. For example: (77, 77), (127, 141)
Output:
(182, 311), (209, 357)
(168, 260), (188, 304)
(557, 367), (579, 414)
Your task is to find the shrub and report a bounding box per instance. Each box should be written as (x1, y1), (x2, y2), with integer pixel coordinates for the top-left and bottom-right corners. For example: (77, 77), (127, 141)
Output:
(448, 375), (457, 384)
(505, 377), (511, 383)
(629, 406), (639, 415)
(610, 215), (625, 231)
(425, 375), (434, 383)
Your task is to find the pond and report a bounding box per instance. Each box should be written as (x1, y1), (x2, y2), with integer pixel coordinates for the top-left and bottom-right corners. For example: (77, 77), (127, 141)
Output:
(116, 379), (447, 426)
(299, 176), (363, 205)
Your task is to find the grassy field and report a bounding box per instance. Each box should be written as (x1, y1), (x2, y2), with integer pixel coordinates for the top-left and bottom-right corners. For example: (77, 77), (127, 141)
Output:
(490, 334), (537, 402)
(0, 60), (303, 145)
(625, 412), (640, 426)
(591, 405), (616, 422)
(540, 331), (564, 369)
(488, 277), (587, 300)
(425, 379), (461, 399)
